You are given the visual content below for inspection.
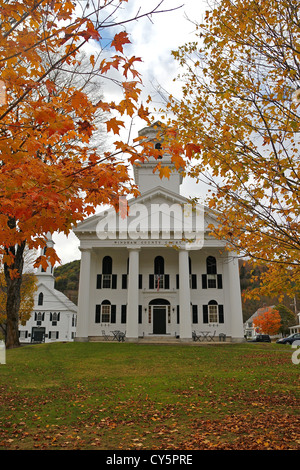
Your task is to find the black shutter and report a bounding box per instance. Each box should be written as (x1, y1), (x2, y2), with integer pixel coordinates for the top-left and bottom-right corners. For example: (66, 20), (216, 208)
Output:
(122, 274), (127, 289)
(34, 312), (37, 321)
(50, 312), (52, 321)
(217, 274), (223, 289)
(139, 274), (143, 289)
(165, 274), (169, 289)
(95, 305), (101, 323)
(191, 274), (197, 289)
(149, 274), (154, 289)
(202, 274), (207, 289)
(192, 305), (198, 323)
(121, 305), (127, 323)
(42, 312), (45, 321)
(111, 305), (116, 323)
(203, 305), (208, 323)
(177, 305), (180, 324)
(57, 312), (60, 321)
(138, 305), (142, 324)
(176, 274), (179, 289)
(218, 305), (224, 323)
(96, 274), (102, 289)
(112, 274), (117, 289)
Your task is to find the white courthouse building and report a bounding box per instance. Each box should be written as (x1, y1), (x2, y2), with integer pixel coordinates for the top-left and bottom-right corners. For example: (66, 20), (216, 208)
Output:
(19, 237), (77, 344)
(74, 123), (244, 343)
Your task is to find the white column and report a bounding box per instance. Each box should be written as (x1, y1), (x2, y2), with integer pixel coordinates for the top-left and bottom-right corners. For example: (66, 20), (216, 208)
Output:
(76, 248), (91, 342)
(227, 252), (244, 342)
(179, 249), (192, 340)
(126, 248), (140, 340)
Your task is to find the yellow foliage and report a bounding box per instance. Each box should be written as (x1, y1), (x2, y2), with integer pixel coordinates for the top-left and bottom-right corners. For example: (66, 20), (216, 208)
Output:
(0, 272), (37, 327)
(165, 0), (300, 299)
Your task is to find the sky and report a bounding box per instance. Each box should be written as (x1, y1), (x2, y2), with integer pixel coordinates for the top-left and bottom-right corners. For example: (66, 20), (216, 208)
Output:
(53, 0), (209, 265)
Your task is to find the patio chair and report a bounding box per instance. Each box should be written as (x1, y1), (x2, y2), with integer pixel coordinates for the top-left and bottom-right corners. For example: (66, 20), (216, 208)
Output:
(118, 332), (126, 342)
(102, 330), (110, 341)
(208, 330), (216, 341)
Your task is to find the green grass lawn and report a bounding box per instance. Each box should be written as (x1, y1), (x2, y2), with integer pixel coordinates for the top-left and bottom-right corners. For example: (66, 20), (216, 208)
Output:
(0, 341), (299, 450)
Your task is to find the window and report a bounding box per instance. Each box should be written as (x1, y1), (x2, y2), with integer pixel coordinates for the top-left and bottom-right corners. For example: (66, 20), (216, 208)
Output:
(208, 302), (218, 323)
(203, 301), (224, 324)
(19, 331), (28, 340)
(37, 312), (43, 322)
(154, 256), (164, 275)
(149, 256), (169, 289)
(202, 256), (222, 289)
(38, 292), (43, 306)
(95, 301), (116, 324)
(49, 331), (59, 340)
(102, 274), (112, 288)
(207, 256), (217, 274)
(35, 311), (45, 325)
(102, 256), (112, 274)
(155, 274), (164, 290)
(207, 274), (217, 289)
(97, 256), (117, 289)
(102, 256), (112, 288)
(101, 304), (111, 323)
(50, 312), (60, 326)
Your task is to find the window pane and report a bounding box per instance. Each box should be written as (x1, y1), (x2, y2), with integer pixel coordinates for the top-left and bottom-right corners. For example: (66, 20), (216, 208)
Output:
(207, 275), (216, 288)
(102, 274), (111, 288)
(208, 305), (218, 323)
(101, 305), (110, 323)
(207, 256), (217, 275)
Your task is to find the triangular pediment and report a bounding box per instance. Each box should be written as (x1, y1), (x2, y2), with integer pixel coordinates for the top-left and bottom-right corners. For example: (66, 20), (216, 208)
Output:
(36, 282), (77, 312)
(74, 186), (219, 242)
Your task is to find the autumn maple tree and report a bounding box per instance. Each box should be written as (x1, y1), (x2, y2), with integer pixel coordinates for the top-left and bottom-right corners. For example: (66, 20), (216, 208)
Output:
(253, 308), (282, 336)
(164, 0), (300, 301)
(0, 0), (177, 348)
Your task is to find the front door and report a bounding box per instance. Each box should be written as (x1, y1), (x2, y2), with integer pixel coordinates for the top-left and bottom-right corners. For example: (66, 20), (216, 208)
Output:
(31, 327), (45, 343)
(153, 307), (166, 334)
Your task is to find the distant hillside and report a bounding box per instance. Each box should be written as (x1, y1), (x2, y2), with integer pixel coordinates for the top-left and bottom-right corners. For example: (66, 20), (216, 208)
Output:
(52, 258), (297, 319)
(54, 259), (80, 305)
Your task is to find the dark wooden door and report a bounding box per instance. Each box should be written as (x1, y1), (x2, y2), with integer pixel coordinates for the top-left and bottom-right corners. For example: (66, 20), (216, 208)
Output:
(153, 307), (166, 334)
(31, 327), (45, 343)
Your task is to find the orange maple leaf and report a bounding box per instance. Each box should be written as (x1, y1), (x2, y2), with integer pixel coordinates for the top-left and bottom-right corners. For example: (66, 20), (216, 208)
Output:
(111, 31), (131, 53)
(159, 166), (171, 179)
(185, 143), (202, 158)
(105, 117), (125, 135)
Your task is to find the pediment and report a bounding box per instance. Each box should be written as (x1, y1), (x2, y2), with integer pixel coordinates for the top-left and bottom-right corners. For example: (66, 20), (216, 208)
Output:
(73, 186), (219, 240)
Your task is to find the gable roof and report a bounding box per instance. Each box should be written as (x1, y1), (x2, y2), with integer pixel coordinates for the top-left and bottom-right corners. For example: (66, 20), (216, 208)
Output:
(36, 281), (77, 312)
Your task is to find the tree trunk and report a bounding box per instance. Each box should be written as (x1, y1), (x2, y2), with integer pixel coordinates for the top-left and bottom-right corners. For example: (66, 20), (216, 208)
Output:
(4, 234), (26, 349)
